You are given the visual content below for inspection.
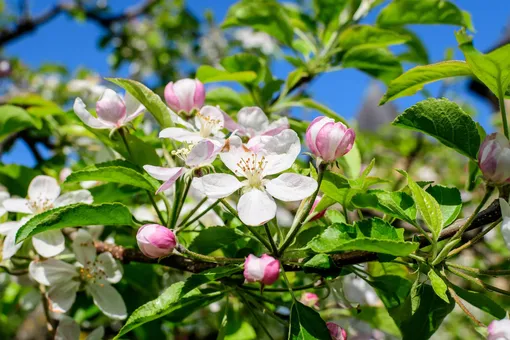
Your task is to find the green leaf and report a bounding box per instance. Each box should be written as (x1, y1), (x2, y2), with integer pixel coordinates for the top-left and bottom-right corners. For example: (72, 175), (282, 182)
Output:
(302, 253), (341, 277)
(206, 87), (246, 109)
(456, 30), (510, 98)
(380, 61), (473, 104)
(0, 105), (42, 139)
(338, 24), (409, 50)
(189, 227), (243, 255)
(338, 142), (361, 179)
(427, 270), (449, 303)
(377, 0), (471, 28)
(450, 284), (507, 319)
(393, 98), (481, 159)
(16, 203), (135, 243)
(370, 275), (413, 309)
(308, 218), (419, 257)
(425, 185), (462, 227)
(401, 171), (443, 241)
(352, 190), (416, 225)
(288, 301), (331, 340)
(66, 160), (159, 192)
(106, 78), (172, 128)
(396, 28), (429, 64)
(342, 47), (403, 84)
(320, 172), (353, 207)
(222, 0), (294, 45)
(220, 53), (264, 83)
(279, 68), (308, 99)
(116, 266), (240, 338)
(218, 302), (257, 340)
(196, 65), (257, 84)
(349, 306), (401, 337)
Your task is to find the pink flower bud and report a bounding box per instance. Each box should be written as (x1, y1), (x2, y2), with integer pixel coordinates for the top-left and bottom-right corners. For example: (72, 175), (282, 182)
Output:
(488, 319), (510, 340)
(164, 78), (205, 114)
(243, 254), (280, 285)
(306, 116), (355, 162)
(136, 224), (176, 258)
(300, 292), (319, 308)
(310, 196), (326, 221)
(96, 89), (127, 126)
(478, 133), (510, 184)
(326, 322), (347, 340)
(59, 168), (72, 183)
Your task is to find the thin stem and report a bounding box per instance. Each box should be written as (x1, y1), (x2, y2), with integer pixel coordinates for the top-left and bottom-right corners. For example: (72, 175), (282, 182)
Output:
(280, 263), (296, 300)
(147, 192), (166, 226)
(117, 127), (132, 157)
(220, 199), (273, 251)
(239, 290), (289, 326)
(176, 244), (243, 264)
(446, 262), (510, 277)
(176, 200), (220, 232)
(279, 163), (326, 254)
(160, 193), (172, 228)
(178, 197), (208, 228)
(448, 287), (485, 327)
(447, 266), (510, 297)
(498, 74), (509, 138)
(239, 282), (320, 292)
(169, 177), (192, 228)
(264, 223), (279, 256)
(448, 218), (502, 257)
(237, 292), (276, 340)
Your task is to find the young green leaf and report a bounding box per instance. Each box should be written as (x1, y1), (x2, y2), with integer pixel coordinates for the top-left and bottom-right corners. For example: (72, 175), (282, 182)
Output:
(289, 301), (331, 340)
(342, 47), (403, 85)
(189, 226), (243, 255)
(393, 98), (481, 159)
(15, 203), (136, 243)
(218, 302), (257, 340)
(380, 61), (473, 104)
(427, 270), (449, 303)
(352, 190), (417, 225)
(338, 25), (410, 50)
(0, 105), (42, 139)
(196, 65), (257, 84)
(425, 185), (462, 227)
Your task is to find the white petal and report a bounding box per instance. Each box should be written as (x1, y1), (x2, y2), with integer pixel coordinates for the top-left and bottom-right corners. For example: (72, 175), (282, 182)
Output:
(28, 176), (61, 204)
(186, 140), (221, 167)
(0, 207), (6, 219)
(124, 91), (145, 122)
(72, 229), (96, 266)
(200, 174), (244, 199)
(0, 191), (10, 203)
(258, 130), (301, 176)
(96, 252), (123, 284)
(87, 282), (127, 320)
(219, 146), (252, 176)
(47, 280), (80, 313)
(29, 258), (77, 285)
(144, 165), (184, 181)
(73, 97), (111, 129)
(32, 230), (66, 257)
(0, 220), (21, 236)
(237, 189), (277, 226)
(3, 198), (32, 214)
(54, 190), (93, 208)
(86, 327), (105, 340)
(265, 173), (318, 201)
(2, 223), (23, 259)
(263, 117), (289, 136)
(159, 127), (203, 143)
(55, 315), (80, 340)
(237, 107), (268, 135)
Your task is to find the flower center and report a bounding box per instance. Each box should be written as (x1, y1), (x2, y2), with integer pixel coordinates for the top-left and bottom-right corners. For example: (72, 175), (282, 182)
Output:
(197, 112), (221, 138)
(171, 143), (195, 163)
(78, 262), (107, 284)
(235, 153), (268, 189)
(28, 196), (54, 214)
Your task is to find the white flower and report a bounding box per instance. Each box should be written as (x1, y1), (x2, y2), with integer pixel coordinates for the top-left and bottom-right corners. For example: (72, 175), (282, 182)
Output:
(1, 176), (93, 258)
(159, 105), (226, 144)
(195, 130), (317, 226)
(223, 107), (289, 143)
(234, 28), (277, 55)
(73, 89), (145, 130)
(29, 229), (126, 320)
(55, 315), (104, 340)
(0, 191), (9, 218)
(499, 198), (510, 250)
(144, 139), (222, 194)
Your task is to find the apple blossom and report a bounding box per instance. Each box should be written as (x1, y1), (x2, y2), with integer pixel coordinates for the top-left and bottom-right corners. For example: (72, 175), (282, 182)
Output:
(2, 175), (93, 258)
(306, 116), (355, 163)
(300, 292), (319, 308)
(499, 198), (510, 250)
(73, 89), (145, 130)
(196, 129), (318, 226)
(29, 229), (126, 319)
(144, 139), (222, 193)
(136, 224), (176, 258)
(164, 78), (205, 114)
(159, 105), (226, 144)
(0, 191), (9, 218)
(326, 322), (348, 340)
(55, 315), (104, 340)
(478, 133), (510, 184)
(222, 107), (289, 141)
(487, 319), (510, 340)
(243, 254), (280, 285)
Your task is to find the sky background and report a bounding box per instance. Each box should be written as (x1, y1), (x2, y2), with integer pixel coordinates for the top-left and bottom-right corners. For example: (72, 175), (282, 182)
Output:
(2, 0), (510, 166)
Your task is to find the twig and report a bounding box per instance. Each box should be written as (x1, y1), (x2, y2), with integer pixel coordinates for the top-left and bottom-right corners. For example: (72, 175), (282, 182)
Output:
(448, 287), (485, 327)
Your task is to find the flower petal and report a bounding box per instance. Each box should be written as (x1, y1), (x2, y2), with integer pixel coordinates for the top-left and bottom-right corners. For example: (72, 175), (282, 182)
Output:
(55, 315), (80, 340)
(0, 221), (20, 236)
(96, 89), (126, 125)
(86, 327), (105, 340)
(29, 258), (77, 285)
(87, 282), (127, 320)
(219, 145), (253, 176)
(159, 127), (202, 143)
(28, 175), (61, 205)
(262, 117), (289, 136)
(2, 222), (23, 260)
(54, 190), (93, 207)
(74, 97), (112, 129)
(238, 189), (277, 226)
(124, 91), (145, 122)
(258, 130), (301, 176)
(47, 279), (80, 313)
(3, 198), (32, 214)
(305, 116), (333, 155)
(186, 140), (221, 167)
(32, 230), (66, 257)
(96, 252), (123, 284)
(195, 105), (225, 132)
(143, 166), (186, 194)
(200, 174), (244, 199)
(72, 229), (97, 266)
(265, 173), (318, 201)
(237, 107), (268, 136)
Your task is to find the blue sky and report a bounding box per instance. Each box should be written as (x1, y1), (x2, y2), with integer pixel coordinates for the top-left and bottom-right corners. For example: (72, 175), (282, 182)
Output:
(3, 0), (509, 165)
